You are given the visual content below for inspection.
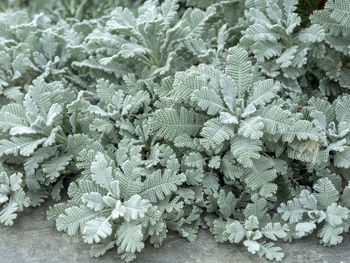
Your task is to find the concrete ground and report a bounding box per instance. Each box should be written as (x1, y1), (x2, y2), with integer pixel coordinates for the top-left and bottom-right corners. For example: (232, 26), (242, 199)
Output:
(0, 200), (349, 263)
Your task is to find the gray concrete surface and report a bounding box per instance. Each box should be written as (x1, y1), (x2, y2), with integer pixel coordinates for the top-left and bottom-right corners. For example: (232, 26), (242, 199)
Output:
(0, 200), (349, 263)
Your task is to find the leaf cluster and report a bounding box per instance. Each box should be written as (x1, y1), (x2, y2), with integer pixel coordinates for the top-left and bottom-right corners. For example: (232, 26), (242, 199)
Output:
(1, 0), (350, 262)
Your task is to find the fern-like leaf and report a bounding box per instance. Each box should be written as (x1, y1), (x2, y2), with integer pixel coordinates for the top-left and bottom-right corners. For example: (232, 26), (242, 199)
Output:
(200, 118), (235, 150)
(231, 136), (262, 168)
(83, 217), (112, 244)
(149, 107), (205, 141)
(140, 170), (185, 202)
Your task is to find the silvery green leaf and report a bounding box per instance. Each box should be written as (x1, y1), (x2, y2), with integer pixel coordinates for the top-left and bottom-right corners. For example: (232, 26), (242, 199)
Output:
(46, 103), (63, 127)
(298, 24), (325, 43)
(225, 221), (245, 243)
(103, 196), (117, 208)
(295, 222), (316, 238)
(262, 223), (289, 241)
(123, 195), (151, 222)
(245, 216), (259, 231)
(111, 200), (126, 219)
(9, 173), (22, 192)
(82, 192), (105, 212)
(90, 153), (113, 189)
(325, 203), (349, 226)
(243, 240), (260, 254)
(83, 217), (112, 244)
(318, 224), (344, 246)
(110, 180), (121, 199)
(298, 190), (317, 210)
(219, 112), (238, 125)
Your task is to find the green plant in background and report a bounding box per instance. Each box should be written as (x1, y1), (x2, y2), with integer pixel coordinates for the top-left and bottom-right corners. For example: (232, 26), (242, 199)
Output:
(240, 0), (326, 96)
(0, 0), (28, 12)
(71, 0), (221, 85)
(0, 0), (350, 262)
(0, 9), (93, 106)
(310, 0), (350, 96)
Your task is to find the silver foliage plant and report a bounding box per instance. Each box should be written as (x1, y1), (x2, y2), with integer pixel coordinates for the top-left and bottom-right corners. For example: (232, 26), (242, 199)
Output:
(1, 0), (350, 262)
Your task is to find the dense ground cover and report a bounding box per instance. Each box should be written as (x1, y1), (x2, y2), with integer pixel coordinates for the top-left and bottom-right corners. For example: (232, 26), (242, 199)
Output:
(0, 0), (350, 261)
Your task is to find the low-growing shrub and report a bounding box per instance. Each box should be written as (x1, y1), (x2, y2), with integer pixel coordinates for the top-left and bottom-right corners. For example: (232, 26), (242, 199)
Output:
(1, 0), (350, 261)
